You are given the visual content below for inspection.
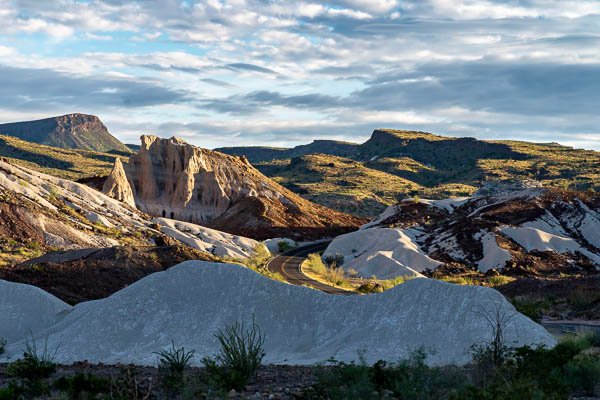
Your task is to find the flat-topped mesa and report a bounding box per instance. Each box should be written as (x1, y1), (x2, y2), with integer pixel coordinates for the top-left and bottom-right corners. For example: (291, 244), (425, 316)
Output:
(0, 113), (131, 153)
(103, 135), (363, 239)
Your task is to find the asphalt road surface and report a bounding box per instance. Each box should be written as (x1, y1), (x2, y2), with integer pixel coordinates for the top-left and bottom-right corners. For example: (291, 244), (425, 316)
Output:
(266, 241), (353, 295)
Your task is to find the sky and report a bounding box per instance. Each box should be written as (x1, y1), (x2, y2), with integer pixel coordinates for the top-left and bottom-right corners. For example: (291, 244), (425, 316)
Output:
(1, 0), (600, 150)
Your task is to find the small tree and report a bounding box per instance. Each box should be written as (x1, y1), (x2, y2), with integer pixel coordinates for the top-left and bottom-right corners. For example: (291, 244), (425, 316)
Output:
(470, 298), (517, 387)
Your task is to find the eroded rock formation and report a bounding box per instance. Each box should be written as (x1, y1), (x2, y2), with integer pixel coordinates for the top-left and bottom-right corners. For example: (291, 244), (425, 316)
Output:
(103, 135), (362, 239)
(102, 158), (135, 207)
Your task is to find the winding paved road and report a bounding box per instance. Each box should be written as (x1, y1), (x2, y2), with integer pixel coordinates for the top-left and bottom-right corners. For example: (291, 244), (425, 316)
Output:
(266, 241), (353, 295)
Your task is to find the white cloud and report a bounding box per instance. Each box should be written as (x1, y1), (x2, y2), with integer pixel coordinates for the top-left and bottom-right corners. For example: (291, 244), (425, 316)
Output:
(0, 0), (598, 149)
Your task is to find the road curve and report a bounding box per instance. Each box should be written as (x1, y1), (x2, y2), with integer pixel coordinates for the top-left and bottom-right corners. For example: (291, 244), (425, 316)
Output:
(266, 241), (354, 295)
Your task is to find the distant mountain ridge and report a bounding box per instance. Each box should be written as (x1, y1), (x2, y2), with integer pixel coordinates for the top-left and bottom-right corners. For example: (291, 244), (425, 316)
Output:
(218, 129), (600, 217)
(0, 113), (131, 154)
(217, 139), (358, 163)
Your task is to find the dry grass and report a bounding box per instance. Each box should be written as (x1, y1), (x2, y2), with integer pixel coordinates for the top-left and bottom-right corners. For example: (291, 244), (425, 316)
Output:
(303, 253), (351, 288)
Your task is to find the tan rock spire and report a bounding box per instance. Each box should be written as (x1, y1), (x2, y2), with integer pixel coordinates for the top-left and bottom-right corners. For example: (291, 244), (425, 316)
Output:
(102, 157), (136, 208)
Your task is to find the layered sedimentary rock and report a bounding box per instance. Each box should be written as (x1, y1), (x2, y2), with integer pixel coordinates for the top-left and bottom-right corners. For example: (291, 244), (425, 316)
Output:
(103, 136), (362, 239)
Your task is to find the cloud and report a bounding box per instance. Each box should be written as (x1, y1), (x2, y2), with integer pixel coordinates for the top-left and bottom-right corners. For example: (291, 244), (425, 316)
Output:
(351, 61), (600, 116)
(200, 78), (236, 88)
(226, 63), (279, 75)
(202, 90), (341, 114)
(0, 65), (189, 111)
(0, 0), (599, 149)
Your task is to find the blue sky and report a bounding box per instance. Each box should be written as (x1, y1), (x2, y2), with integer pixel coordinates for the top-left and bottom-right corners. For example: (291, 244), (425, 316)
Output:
(1, 0), (600, 150)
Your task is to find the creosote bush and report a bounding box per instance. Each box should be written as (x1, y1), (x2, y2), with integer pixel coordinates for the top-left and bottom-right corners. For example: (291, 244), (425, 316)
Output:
(202, 317), (266, 391)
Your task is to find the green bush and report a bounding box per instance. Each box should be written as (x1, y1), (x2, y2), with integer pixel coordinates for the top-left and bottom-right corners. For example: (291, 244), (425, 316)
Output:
(306, 349), (467, 399)
(304, 333), (600, 400)
(277, 240), (293, 253)
(0, 383), (22, 400)
(53, 373), (110, 399)
(323, 254), (344, 268)
(6, 338), (57, 397)
(245, 244), (271, 269)
(305, 253), (350, 288)
(202, 318), (266, 391)
(510, 298), (551, 323)
(154, 340), (195, 394)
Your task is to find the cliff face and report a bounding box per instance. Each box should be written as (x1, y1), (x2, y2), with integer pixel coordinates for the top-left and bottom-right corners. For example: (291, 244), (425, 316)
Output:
(104, 135), (363, 239)
(0, 113), (131, 153)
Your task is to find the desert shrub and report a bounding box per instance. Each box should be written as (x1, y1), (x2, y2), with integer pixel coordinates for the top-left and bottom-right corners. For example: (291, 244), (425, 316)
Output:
(568, 287), (600, 312)
(53, 373), (110, 399)
(455, 332), (600, 399)
(323, 254), (344, 268)
(487, 275), (515, 287)
(0, 384), (22, 400)
(109, 366), (152, 400)
(509, 297), (551, 323)
(202, 318), (265, 391)
(277, 240), (293, 253)
(381, 275), (413, 290)
(441, 275), (476, 285)
(6, 338), (57, 397)
(305, 349), (467, 399)
(306, 253), (327, 275)
(245, 244), (271, 269)
(563, 356), (600, 396)
(154, 340), (195, 394)
(588, 331), (600, 347)
(305, 253), (350, 287)
(357, 282), (384, 294)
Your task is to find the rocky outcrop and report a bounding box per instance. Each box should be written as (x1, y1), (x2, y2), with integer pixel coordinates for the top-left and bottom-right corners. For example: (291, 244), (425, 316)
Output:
(103, 135), (363, 239)
(0, 113), (131, 153)
(0, 158), (261, 266)
(358, 188), (600, 277)
(102, 158), (135, 207)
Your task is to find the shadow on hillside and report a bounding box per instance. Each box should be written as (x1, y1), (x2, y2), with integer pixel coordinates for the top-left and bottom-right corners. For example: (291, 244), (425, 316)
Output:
(363, 137), (531, 187)
(85, 152), (122, 163)
(0, 138), (74, 170)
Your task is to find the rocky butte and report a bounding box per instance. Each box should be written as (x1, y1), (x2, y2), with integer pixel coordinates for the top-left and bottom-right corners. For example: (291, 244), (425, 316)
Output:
(102, 135), (362, 239)
(0, 113), (131, 153)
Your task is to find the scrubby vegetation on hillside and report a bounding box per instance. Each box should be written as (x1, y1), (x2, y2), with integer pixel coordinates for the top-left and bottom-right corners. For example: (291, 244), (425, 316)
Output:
(226, 129), (600, 217)
(0, 134), (119, 181)
(259, 154), (420, 217)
